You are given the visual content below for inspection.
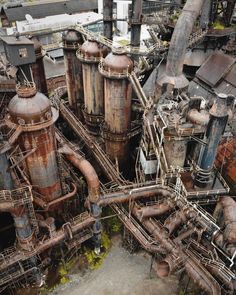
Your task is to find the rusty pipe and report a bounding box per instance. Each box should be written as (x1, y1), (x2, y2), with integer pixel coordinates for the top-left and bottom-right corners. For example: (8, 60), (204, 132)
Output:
(185, 258), (221, 295)
(59, 145), (100, 203)
(132, 204), (221, 295)
(157, 0), (205, 89)
(98, 186), (174, 206)
(156, 253), (183, 278)
(187, 109), (210, 126)
(205, 263), (234, 292)
(0, 215), (95, 271)
(164, 210), (187, 235)
(33, 183), (77, 211)
(135, 199), (175, 219)
(220, 197), (236, 244)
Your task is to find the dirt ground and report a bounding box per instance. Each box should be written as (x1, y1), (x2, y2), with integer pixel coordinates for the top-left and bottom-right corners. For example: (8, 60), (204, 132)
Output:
(49, 236), (179, 295)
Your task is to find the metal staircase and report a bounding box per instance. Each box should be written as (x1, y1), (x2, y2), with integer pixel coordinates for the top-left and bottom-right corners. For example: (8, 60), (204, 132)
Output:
(0, 186), (39, 235)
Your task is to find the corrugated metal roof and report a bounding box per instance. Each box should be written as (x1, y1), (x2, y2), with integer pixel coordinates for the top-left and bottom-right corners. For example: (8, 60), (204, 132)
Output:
(2, 0), (98, 22)
(196, 52), (235, 87)
(225, 63), (236, 87)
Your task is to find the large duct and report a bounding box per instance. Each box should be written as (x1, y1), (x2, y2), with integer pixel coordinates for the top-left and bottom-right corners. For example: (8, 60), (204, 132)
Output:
(156, 0), (205, 90)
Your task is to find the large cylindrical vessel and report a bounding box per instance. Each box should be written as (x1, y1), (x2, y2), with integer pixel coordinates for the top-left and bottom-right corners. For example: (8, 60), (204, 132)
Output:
(77, 40), (108, 135)
(7, 84), (62, 209)
(99, 50), (133, 172)
(62, 29), (84, 119)
(31, 37), (48, 95)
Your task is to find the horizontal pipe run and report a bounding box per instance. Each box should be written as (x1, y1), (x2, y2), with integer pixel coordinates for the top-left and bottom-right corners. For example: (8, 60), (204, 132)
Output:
(98, 186), (174, 206)
(33, 183), (77, 211)
(132, 204), (221, 295)
(0, 215), (95, 272)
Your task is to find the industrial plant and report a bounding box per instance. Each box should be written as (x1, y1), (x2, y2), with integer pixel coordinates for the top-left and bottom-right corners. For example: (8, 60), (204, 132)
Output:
(0, 0), (235, 294)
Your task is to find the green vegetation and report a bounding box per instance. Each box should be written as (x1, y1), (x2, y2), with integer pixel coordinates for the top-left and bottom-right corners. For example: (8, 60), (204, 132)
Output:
(213, 20), (225, 30)
(84, 232), (111, 270)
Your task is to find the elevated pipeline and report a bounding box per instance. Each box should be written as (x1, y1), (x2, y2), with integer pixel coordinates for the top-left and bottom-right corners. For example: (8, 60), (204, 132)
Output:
(220, 197), (236, 244)
(33, 183), (77, 211)
(98, 185), (174, 206)
(132, 204), (221, 295)
(0, 214), (95, 272)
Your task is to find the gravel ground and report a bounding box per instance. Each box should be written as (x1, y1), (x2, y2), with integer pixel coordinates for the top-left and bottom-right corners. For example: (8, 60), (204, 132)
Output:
(50, 236), (179, 295)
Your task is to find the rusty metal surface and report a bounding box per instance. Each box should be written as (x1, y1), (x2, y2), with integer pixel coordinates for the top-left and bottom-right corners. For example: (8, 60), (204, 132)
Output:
(19, 126), (62, 204)
(62, 30), (83, 45)
(164, 138), (187, 168)
(80, 40), (108, 60)
(9, 90), (51, 125)
(8, 89), (62, 207)
(104, 77), (132, 166)
(221, 197), (236, 244)
(63, 30), (84, 118)
(79, 40), (108, 134)
(103, 52), (133, 74)
(59, 145), (100, 204)
(196, 52), (235, 87)
(216, 137), (236, 192)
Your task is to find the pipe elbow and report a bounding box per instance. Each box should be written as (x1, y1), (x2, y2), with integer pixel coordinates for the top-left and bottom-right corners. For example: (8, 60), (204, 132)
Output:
(187, 109), (210, 126)
(59, 145), (100, 203)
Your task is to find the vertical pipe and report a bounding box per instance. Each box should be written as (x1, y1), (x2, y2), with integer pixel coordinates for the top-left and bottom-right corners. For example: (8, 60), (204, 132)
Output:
(62, 30), (84, 119)
(200, 0), (211, 29)
(7, 85), (62, 210)
(130, 0), (143, 47)
(103, 0), (113, 40)
(195, 93), (229, 188)
(30, 37), (48, 95)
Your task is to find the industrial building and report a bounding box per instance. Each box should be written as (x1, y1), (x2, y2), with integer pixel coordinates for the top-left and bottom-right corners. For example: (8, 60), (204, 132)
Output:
(0, 0), (235, 294)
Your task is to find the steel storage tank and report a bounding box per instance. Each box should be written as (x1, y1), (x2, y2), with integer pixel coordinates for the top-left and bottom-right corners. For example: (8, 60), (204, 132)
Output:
(62, 29), (84, 119)
(77, 40), (108, 135)
(7, 84), (62, 210)
(30, 37), (48, 95)
(99, 50), (133, 172)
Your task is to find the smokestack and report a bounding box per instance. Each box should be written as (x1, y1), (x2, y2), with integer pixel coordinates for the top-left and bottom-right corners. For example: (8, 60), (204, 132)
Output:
(103, 0), (113, 40)
(194, 93), (229, 188)
(130, 0), (143, 48)
(30, 37), (48, 95)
